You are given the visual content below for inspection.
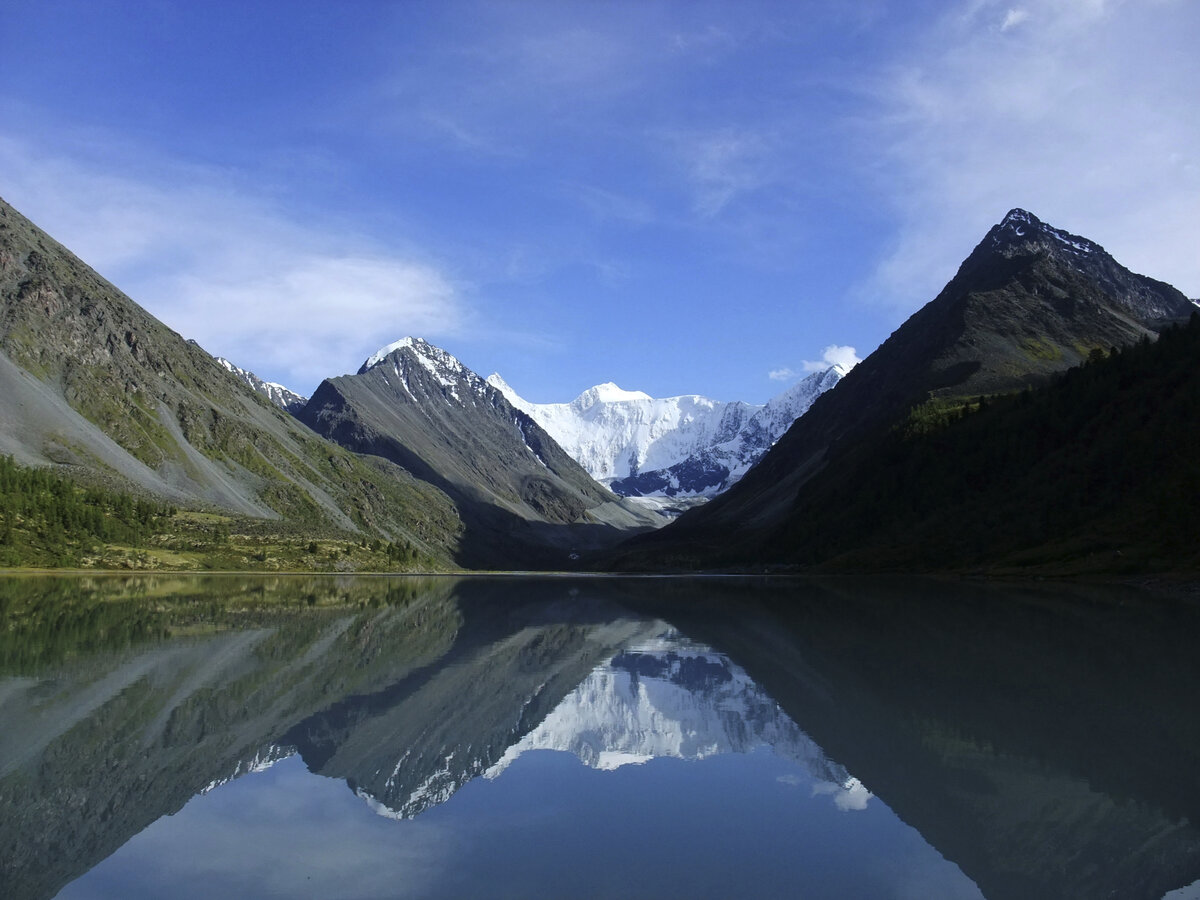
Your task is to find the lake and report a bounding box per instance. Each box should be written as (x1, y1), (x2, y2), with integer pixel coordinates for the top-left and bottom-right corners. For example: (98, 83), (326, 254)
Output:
(1, 574), (1199, 899)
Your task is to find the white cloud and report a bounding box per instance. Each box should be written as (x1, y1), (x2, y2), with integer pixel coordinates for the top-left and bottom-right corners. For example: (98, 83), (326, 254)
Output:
(1000, 8), (1030, 31)
(771, 346), (861, 383)
(803, 345), (861, 373)
(862, 0), (1200, 318)
(0, 135), (466, 394)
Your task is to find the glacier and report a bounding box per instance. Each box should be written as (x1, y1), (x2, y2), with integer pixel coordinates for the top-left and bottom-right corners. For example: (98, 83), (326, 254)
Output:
(487, 366), (845, 501)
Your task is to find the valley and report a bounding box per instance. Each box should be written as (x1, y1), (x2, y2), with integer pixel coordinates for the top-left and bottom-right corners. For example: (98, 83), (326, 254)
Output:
(1, 198), (1197, 576)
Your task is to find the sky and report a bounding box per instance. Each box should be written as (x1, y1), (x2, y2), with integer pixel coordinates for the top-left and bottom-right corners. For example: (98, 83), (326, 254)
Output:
(1, 0), (1197, 404)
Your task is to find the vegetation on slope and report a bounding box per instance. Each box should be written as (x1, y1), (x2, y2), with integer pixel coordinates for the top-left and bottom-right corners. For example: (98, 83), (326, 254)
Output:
(0, 455), (446, 572)
(647, 209), (1194, 551)
(0, 198), (466, 559)
(765, 314), (1200, 572)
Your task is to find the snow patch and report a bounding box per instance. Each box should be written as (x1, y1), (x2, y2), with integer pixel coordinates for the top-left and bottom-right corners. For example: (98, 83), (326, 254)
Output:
(364, 336), (419, 370)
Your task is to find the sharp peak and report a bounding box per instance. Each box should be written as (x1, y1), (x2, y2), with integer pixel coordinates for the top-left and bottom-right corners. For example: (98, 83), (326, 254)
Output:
(486, 372), (520, 399)
(360, 336), (461, 373)
(987, 207), (1105, 258)
(1000, 207), (1042, 226)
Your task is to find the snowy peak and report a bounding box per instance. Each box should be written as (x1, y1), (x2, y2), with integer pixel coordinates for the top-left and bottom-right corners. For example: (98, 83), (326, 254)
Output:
(574, 382), (654, 409)
(492, 366), (843, 500)
(361, 336), (421, 370)
(990, 207), (1103, 259)
(358, 336), (495, 405)
(360, 336), (469, 380)
(485, 372), (517, 400)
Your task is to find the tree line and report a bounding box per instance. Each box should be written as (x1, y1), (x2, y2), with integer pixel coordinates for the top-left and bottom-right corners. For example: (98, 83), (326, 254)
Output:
(0, 456), (175, 566)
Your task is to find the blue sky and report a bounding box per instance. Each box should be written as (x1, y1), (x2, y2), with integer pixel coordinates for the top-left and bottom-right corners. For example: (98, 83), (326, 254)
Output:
(2, 0), (1197, 404)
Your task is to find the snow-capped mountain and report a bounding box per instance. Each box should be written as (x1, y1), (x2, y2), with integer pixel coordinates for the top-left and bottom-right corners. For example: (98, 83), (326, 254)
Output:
(487, 367), (844, 499)
(299, 337), (660, 567)
(216, 356), (308, 414)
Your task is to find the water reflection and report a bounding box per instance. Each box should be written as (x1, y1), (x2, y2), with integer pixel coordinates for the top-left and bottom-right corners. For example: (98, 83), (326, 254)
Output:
(0, 574), (1198, 899)
(485, 634), (867, 808)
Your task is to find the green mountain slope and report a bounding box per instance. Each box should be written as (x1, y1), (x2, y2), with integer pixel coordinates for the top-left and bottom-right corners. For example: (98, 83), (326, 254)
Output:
(0, 196), (462, 564)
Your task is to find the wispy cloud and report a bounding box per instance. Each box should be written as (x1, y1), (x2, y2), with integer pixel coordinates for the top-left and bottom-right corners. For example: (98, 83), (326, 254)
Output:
(675, 129), (775, 218)
(1000, 8), (1030, 31)
(372, 9), (652, 158)
(0, 135), (466, 393)
(862, 0), (1200, 317)
(768, 367), (797, 382)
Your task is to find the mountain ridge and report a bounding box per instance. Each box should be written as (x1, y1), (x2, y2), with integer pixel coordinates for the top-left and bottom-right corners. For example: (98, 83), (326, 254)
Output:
(488, 365), (844, 500)
(215, 356), (308, 414)
(619, 207), (1197, 568)
(299, 336), (659, 568)
(0, 195), (464, 561)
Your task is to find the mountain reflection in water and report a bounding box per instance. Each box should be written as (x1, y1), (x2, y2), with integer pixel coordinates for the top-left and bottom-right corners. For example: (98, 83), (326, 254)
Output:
(1, 574), (1198, 900)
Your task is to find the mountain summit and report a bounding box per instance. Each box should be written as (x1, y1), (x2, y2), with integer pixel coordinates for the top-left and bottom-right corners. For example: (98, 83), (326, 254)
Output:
(0, 196), (459, 555)
(215, 357), (308, 414)
(625, 208), (1196, 564)
(300, 337), (659, 567)
(488, 366), (844, 502)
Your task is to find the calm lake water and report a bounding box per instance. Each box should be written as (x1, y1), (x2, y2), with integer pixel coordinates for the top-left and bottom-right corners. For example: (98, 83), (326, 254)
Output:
(2, 574), (1199, 900)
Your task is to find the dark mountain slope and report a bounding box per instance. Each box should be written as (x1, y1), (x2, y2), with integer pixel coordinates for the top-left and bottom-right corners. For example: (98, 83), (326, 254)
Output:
(299, 338), (659, 568)
(766, 315), (1200, 571)
(629, 314), (1200, 573)
(624, 209), (1195, 565)
(0, 197), (462, 560)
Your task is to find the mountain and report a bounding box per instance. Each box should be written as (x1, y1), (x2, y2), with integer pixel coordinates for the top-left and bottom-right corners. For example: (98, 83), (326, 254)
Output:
(215, 356), (307, 414)
(759, 314), (1200, 571)
(298, 337), (660, 568)
(487, 366), (843, 501)
(622, 208), (1197, 569)
(0, 196), (462, 560)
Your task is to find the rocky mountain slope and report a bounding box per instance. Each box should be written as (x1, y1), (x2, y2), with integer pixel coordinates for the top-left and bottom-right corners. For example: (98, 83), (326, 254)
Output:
(298, 337), (660, 568)
(759, 313), (1200, 571)
(0, 196), (462, 560)
(488, 365), (843, 499)
(625, 208), (1197, 566)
